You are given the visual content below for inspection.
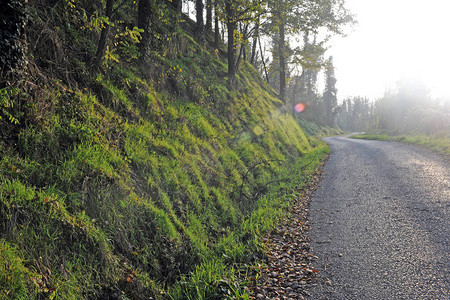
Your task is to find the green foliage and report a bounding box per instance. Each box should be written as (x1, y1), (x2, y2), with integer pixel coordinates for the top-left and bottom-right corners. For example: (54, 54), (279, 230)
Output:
(0, 87), (20, 124)
(104, 26), (143, 66)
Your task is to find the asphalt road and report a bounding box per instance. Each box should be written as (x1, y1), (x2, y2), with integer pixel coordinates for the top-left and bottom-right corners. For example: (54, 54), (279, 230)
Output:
(307, 136), (449, 300)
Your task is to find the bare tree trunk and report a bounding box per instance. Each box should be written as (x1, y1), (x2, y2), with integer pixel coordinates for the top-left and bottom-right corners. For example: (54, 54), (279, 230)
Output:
(235, 23), (248, 70)
(138, 0), (153, 60)
(279, 18), (286, 103)
(236, 44), (243, 71)
(242, 24), (248, 61)
(171, 0), (182, 12)
(258, 37), (269, 83)
(225, 1), (236, 87)
(227, 21), (236, 86)
(291, 71), (304, 116)
(250, 37), (257, 64)
(214, 1), (220, 46)
(95, 0), (114, 66)
(206, 0), (212, 31)
(250, 22), (259, 65)
(196, 0), (204, 37)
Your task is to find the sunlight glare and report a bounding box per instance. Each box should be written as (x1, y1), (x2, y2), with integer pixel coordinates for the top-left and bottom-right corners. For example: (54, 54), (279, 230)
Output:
(329, 0), (450, 101)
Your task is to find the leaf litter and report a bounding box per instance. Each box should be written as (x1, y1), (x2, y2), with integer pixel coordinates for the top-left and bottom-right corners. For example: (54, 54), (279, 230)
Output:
(252, 164), (326, 299)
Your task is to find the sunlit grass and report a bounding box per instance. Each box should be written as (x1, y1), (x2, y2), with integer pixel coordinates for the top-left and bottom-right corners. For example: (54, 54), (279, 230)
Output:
(351, 133), (450, 155)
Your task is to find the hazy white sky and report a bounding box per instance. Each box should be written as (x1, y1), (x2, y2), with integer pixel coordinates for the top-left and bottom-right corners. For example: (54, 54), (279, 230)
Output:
(328, 0), (450, 101)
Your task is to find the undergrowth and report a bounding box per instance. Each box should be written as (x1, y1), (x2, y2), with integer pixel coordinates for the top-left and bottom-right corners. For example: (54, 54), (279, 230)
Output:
(0, 2), (329, 299)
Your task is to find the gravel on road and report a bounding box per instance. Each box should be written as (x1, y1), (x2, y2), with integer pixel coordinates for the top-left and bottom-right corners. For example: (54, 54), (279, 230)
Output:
(307, 136), (449, 299)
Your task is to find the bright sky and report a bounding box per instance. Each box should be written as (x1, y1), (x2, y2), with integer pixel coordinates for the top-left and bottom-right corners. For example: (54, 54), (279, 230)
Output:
(328, 0), (450, 101)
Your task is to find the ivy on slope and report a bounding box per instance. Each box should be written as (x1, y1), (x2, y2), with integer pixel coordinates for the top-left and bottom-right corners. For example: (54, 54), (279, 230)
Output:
(0, 22), (328, 300)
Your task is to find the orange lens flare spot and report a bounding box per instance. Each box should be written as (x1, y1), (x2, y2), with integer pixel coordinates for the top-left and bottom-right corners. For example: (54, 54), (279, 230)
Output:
(295, 103), (305, 113)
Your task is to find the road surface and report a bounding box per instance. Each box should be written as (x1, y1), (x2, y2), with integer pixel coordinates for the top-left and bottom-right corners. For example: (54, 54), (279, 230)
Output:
(308, 136), (449, 299)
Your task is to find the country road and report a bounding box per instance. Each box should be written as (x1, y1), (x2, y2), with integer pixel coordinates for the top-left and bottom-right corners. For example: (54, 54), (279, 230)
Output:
(307, 136), (449, 300)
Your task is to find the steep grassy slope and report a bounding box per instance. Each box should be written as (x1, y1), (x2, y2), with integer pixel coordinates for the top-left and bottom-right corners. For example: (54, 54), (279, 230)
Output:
(0, 8), (328, 300)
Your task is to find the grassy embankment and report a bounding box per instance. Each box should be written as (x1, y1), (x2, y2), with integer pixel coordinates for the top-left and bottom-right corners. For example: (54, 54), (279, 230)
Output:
(0, 9), (328, 300)
(296, 118), (343, 137)
(351, 133), (450, 155)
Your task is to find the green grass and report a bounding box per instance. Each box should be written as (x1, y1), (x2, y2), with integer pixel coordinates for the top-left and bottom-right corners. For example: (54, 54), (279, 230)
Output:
(296, 118), (343, 137)
(351, 133), (450, 155)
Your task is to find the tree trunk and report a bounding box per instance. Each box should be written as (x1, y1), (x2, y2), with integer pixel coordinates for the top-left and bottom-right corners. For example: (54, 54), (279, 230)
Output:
(236, 44), (243, 71)
(206, 0), (212, 31)
(242, 23), (248, 62)
(171, 0), (182, 12)
(196, 0), (204, 36)
(279, 18), (286, 103)
(250, 36), (257, 64)
(235, 23), (247, 70)
(138, 0), (154, 60)
(291, 71), (303, 116)
(258, 37), (269, 83)
(214, 1), (220, 46)
(95, 0), (114, 66)
(227, 21), (236, 86)
(226, 4), (236, 87)
(250, 22), (259, 65)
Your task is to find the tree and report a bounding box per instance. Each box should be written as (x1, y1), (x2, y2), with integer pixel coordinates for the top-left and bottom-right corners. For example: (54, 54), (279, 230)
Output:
(169, 0), (182, 13)
(94, 0), (115, 66)
(196, 0), (204, 36)
(322, 56), (337, 126)
(277, 0), (286, 102)
(286, 34), (325, 118)
(368, 78), (445, 134)
(221, 0), (264, 87)
(138, 0), (155, 59)
(249, 19), (259, 65)
(214, 0), (220, 46)
(266, 0), (354, 104)
(224, 0), (236, 85)
(206, 0), (212, 31)
(337, 97), (373, 131)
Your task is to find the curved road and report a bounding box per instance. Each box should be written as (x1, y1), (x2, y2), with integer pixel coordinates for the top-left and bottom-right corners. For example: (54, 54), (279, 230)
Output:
(308, 136), (449, 299)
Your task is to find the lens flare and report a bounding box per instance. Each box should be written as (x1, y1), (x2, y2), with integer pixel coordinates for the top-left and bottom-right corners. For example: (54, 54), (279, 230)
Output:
(295, 103), (305, 113)
(253, 125), (264, 136)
